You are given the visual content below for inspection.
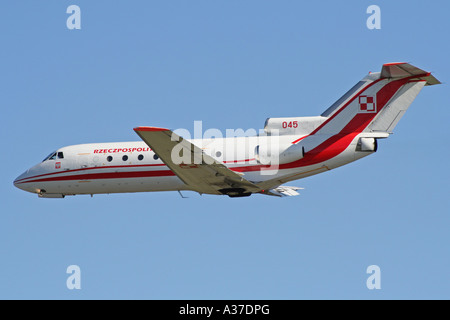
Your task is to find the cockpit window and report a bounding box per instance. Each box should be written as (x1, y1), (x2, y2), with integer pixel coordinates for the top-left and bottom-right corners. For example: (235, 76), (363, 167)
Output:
(57, 152), (64, 159)
(42, 151), (57, 162)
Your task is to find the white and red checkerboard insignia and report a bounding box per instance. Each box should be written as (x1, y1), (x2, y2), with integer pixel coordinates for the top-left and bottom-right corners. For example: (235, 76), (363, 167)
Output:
(359, 95), (377, 113)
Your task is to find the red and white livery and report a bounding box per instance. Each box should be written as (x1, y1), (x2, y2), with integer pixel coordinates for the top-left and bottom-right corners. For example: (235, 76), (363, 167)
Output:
(14, 63), (440, 198)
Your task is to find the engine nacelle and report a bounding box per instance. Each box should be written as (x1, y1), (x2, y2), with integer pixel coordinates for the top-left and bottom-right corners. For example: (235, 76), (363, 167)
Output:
(357, 137), (378, 152)
(255, 142), (304, 165)
(264, 116), (327, 136)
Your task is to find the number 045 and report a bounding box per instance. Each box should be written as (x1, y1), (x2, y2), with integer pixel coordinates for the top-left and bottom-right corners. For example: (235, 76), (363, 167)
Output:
(282, 121), (298, 129)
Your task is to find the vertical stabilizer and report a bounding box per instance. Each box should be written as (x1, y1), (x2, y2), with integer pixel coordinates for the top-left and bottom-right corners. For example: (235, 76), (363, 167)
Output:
(313, 63), (440, 136)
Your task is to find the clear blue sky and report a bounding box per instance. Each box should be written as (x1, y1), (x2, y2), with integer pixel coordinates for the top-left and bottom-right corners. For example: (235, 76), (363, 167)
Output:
(1, 0), (449, 299)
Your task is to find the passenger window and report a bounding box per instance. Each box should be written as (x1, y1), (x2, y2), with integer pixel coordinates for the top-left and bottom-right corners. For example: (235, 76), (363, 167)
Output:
(107, 156), (113, 162)
(138, 154), (144, 161)
(122, 155), (128, 161)
(57, 152), (64, 159)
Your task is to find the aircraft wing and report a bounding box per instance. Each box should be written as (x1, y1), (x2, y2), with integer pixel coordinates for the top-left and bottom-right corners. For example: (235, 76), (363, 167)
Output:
(134, 127), (263, 196)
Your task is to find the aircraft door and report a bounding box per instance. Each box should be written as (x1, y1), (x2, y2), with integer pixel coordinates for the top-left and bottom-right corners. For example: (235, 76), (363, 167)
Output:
(77, 154), (90, 169)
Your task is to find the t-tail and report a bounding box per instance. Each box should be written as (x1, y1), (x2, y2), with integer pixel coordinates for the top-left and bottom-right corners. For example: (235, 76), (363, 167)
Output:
(315, 62), (440, 137)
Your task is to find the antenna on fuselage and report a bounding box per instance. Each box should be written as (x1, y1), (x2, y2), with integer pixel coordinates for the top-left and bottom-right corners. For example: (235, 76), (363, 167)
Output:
(177, 190), (188, 199)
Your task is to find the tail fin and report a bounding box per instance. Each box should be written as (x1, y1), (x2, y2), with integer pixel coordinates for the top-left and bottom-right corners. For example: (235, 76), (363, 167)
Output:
(314, 63), (440, 136)
(370, 63), (440, 132)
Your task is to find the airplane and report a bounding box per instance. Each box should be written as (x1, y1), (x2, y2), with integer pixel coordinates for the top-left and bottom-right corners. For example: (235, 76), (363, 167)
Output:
(14, 62), (440, 198)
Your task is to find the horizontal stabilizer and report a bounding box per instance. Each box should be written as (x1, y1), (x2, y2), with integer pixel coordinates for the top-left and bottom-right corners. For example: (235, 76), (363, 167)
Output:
(381, 62), (441, 86)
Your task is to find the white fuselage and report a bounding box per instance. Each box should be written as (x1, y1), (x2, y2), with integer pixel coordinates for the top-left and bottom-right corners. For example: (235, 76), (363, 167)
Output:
(17, 62), (435, 198)
(13, 133), (371, 197)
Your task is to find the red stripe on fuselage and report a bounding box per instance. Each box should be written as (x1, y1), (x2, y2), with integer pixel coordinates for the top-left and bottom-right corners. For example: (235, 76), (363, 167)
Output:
(23, 169), (176, 183)
(235, 77), (411, 172)
(223, 158), (255, 164)
(308, 79), (383, 135)
(19, 77), (420, 184)
(291, 74), (429, 145)
(15, 163), (167, 184)
(17, 159), (257, 184)
(290, 79), (382, 145)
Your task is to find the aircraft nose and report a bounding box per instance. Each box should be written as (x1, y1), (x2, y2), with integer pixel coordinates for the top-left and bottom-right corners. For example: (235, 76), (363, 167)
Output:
(14, 171), (30, 191)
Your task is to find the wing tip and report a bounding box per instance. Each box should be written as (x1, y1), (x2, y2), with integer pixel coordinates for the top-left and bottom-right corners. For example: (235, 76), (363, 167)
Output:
(134, 126), (170, 132)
